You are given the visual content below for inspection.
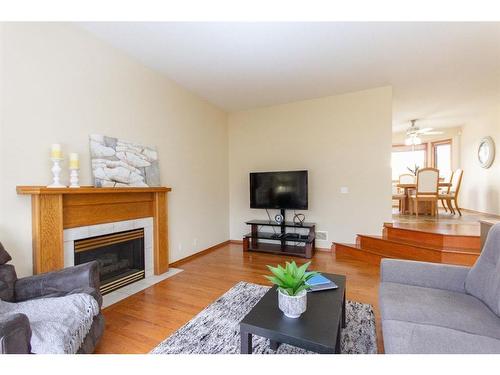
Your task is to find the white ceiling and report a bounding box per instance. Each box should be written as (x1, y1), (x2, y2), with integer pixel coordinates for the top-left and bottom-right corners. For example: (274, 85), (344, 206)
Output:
(78, 22), (500, 131)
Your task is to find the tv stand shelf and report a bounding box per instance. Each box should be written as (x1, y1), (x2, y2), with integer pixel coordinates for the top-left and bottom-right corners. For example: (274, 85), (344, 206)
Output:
(243, 219), (316, 258)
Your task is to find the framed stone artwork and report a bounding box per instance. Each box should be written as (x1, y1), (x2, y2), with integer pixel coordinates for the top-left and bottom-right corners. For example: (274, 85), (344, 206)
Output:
(89, 134), (160, 187)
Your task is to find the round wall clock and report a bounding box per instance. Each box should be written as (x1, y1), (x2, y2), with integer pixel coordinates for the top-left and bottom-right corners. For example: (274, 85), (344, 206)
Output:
(478, 136), (495, 169)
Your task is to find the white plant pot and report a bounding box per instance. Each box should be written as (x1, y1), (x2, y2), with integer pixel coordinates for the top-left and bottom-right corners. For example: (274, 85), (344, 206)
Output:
(278, 289), (307, 318)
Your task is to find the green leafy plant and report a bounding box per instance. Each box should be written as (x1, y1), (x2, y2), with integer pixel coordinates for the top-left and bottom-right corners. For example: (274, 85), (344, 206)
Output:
(265, 261), (318, 296)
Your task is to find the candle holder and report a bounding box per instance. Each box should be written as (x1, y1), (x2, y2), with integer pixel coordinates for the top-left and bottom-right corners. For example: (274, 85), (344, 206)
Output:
(69, 168), (80, 188)
(47, 158), (66, 188)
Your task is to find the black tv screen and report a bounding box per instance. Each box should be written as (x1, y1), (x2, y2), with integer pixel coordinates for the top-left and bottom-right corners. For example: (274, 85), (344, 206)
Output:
(250, 170), (308, 209)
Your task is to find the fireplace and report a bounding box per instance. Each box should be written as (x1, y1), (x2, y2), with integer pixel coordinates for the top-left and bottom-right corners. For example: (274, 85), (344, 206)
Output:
(74, 229), (145, 295)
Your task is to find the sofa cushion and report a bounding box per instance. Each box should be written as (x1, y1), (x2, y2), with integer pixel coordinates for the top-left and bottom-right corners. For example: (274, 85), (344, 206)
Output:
(380, 281), (500, 340)
(382, 319), (500, 354)
(0, 242), (12, 265)
(465, 223), (500, 316)
(0, 264), (17, 302)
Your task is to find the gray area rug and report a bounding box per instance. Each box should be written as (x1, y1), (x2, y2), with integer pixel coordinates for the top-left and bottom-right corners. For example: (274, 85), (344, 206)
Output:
(151, 281), (377, 354)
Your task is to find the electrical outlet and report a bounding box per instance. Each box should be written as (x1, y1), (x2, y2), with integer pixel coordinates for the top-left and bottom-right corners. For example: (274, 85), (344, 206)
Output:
(193, 238), (198, 247)
(178, 243), (182, 252)
(315, 231), (328, 241)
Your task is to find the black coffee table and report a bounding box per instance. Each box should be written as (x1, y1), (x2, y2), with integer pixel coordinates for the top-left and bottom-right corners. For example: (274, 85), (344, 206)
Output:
(239, 273), (346, 354)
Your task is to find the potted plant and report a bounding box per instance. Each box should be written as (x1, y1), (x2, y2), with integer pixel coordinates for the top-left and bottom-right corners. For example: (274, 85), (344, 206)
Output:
(265, 261), (318, 318)
(407, 164), (420, 176)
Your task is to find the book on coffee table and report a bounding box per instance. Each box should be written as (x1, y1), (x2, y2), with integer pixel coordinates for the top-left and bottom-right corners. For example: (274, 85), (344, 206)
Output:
(306, 274), (338, 292)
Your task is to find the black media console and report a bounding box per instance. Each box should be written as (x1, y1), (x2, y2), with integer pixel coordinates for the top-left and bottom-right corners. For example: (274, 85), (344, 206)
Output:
(243, 217), (316, 258)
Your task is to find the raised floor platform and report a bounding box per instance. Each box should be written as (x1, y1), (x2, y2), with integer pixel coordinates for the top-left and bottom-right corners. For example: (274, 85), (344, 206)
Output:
(331, 209), (497, 266)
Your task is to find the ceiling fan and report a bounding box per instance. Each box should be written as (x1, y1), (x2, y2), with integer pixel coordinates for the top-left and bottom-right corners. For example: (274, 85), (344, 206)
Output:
(405, 119), (443, 145)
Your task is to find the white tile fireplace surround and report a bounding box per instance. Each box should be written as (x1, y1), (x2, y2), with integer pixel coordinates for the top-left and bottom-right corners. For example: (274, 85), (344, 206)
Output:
(63, 217), (182, 308)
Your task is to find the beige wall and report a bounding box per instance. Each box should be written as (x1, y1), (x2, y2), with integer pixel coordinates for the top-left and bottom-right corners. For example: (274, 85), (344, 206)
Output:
(0, 23), (229, 276)
(0, 24), (395, 275)
(392, 126), (462, 172)
(228, 87), (393, 248)
(392, 105), (500, 216)
(460, 101), (500, 215)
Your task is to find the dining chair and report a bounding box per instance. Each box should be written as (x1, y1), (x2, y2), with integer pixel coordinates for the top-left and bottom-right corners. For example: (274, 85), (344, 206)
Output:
(439, 171), (454, 213)
(410, 168), (439, 217)
(392, 174), (415, 213)
(399, 174), (415, 185)
(438, 169), (463, 216)
(392, 184), (405, 213)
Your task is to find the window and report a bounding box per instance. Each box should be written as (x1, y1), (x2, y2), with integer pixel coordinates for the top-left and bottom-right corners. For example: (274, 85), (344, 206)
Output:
(391, 144), (427, 181)
(432, 140), (452, 180)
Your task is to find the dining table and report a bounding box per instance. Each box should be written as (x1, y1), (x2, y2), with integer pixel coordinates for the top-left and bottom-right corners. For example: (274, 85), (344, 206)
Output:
(396, 182), (452, 214)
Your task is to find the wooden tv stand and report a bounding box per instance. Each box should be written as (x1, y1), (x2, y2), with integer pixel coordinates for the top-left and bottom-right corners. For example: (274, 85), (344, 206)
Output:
(242, 219), (316, 258)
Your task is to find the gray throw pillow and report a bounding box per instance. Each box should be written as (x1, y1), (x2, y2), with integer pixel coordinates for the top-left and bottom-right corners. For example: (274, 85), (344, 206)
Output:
(465, 223), (500, 316)
(0, 242), (12, 265)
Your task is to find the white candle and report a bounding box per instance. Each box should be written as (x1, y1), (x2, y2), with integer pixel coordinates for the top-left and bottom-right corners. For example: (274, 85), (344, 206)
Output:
(51, 144), (62, 159)
(69, 153), (79, 169)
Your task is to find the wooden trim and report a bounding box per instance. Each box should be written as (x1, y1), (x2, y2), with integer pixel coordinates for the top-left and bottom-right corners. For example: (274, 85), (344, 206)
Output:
(431, 138), (452, 169)
(63, 192), (154, 206)
(17, 186), (171, 195)
(63, 194), (154, 229)
(17, 185), (171, 275)
(335, 232), (479, 266)
(229, 239), (243, 244)
(384, 223), (480, 241)
(384, 227), (480, 251)
(333, 243), (385, 266)
(169, 241), (230, 267)
(31, 194), (64, 274)
(153, 192), (169, 275)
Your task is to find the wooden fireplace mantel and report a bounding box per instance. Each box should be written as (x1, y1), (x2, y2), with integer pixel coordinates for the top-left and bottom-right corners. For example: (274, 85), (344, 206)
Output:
(17, 186), (171, 275)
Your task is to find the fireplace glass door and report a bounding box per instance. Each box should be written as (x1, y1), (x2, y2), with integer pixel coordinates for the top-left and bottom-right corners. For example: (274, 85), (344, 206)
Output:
(74, 229), (145, 294)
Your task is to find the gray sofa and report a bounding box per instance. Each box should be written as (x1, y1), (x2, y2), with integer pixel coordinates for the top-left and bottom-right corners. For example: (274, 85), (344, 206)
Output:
(380, 223), (500, 354)
(0, 242), (105, 354)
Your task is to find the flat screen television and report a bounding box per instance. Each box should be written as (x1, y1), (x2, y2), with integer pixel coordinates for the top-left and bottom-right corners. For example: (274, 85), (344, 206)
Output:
(250, 170), (308, 209)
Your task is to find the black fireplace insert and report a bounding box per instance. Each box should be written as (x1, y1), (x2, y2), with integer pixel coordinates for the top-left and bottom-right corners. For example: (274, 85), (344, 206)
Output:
(74, 228), (145, 294)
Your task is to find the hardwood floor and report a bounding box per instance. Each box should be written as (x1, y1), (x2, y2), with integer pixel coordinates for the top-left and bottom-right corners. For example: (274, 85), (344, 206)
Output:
(392, 207), (499, 236)
(94, 243), (382, 354)
(94, 210), (495, 353)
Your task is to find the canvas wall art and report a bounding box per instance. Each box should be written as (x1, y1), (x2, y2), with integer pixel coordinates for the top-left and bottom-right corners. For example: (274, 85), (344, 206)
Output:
(89, 134), (160, 187)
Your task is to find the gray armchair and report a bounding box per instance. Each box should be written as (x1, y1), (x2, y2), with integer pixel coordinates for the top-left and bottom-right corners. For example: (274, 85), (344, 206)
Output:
(379, 223), (500, 353)
(0, 242), (105, 354)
